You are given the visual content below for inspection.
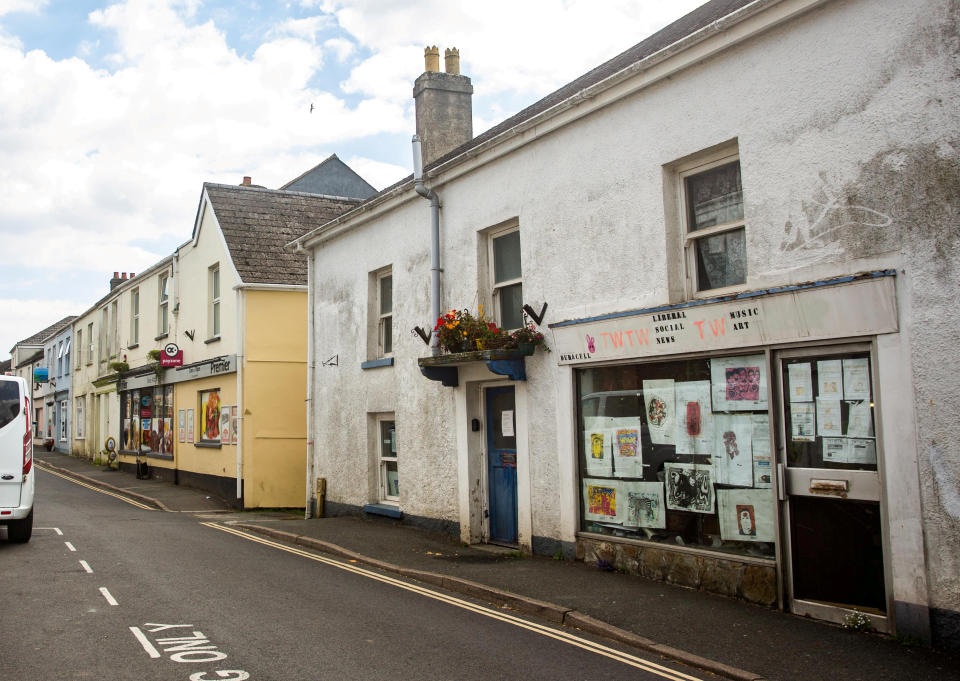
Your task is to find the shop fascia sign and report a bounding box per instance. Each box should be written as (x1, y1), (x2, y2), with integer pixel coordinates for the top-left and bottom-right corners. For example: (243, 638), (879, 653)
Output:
(551, 273), (898, 365)
(118, 354), (236, 391)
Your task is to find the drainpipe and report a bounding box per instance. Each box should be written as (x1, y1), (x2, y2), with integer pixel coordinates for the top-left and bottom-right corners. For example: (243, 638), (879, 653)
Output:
(412, 135), (441, 355)
(236, 287), (245, 505)
(300, 243), (315, 518)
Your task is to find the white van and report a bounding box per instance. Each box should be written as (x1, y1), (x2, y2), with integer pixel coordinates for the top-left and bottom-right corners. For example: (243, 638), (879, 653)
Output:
(0, 375), (34, 542)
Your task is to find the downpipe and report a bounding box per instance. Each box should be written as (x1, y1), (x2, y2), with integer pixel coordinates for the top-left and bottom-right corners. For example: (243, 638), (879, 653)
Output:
(412, 135), (441, 356)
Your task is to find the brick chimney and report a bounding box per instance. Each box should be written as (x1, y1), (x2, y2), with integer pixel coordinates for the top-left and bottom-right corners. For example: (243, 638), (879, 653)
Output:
(110, 271), (123, 290)
(241, 176), (252, 186)
(413, 46), (473, 167)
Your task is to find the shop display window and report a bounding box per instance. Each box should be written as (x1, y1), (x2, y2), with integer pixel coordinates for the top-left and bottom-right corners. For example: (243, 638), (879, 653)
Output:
(121, 385), (175, 455)
(576, 355), (775, 558)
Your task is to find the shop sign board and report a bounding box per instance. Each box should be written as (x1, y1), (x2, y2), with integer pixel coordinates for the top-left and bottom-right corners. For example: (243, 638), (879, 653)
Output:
(551, 275), (897, 366)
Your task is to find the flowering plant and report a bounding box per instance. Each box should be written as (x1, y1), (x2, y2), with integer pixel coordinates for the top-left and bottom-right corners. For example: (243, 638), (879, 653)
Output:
(432, 306), (548, 354)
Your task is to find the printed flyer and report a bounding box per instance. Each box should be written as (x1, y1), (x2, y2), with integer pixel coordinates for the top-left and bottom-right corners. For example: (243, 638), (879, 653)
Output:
(710, 355), (767, 411)
(642, 379), (675, 445)
(787, 362), (813, 402)
(717, 488), (775, 542)
(713, 414), (754, 487)
(674, 380), (714, 455)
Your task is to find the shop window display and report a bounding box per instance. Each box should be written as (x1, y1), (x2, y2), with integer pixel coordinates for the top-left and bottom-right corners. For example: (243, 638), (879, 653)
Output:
(577, 355), (775, 558)
(121, 385), (174, 455)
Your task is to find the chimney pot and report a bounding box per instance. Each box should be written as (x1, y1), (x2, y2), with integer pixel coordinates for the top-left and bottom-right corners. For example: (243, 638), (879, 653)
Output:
(444, 47), (460, 75)
(242, 176), (252, 186)
(131, 272), (135, 278)
(114, 271), (119, 278)
(424, 46), (439, 72)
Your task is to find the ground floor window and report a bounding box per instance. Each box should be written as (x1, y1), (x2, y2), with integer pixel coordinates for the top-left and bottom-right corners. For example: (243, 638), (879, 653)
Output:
(75, 396), (84, 439)
(121, 385), (174, 455)
(577, 353), (775, 559)
(59, 400), (68, 441)
(378, 417), (398, 502)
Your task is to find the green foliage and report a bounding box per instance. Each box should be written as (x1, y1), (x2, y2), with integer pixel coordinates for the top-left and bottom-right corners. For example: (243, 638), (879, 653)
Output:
(108, 361), (129, 374)
(842, 610), (875, 632)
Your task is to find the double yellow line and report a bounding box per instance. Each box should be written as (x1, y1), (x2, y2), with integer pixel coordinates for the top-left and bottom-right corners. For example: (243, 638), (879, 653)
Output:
(203, 522), (705, 681)
(37, 464), (156, 510)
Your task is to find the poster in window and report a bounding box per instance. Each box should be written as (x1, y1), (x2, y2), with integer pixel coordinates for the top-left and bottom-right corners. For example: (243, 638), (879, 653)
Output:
(842, 358), (870, 400)
(178, 409), (185, 443)
(787, 363), (813, 402)
(582, 478), (623, 523)
(790, 402), (816, 442)
(717, 489), (774, 542)
(849, 438), (877, 465)
(201, 390), (221, 441)
(220, 406), (231, 445)
(151, 417), (162, 453)
(751, 414), (773, 488)
(122, 416), (132, 450)
(612, 427), (642, 478)
(816, 397), (842, 437)
(845, 399), (874, 438)
(712, 414), (754, 487)
(141, 418), (151, 450)
(664, 462), (714, 514)
(817, 359), (843, 398)
(642, 379), (675, 445)
(584, 429), (613, 476)
(621, 481), (665, 529)
(674, 381), (713, 455)
(132, 415), (140, 452)
(710, 355), (767, 411)
(186, 409), (194, 443)
(231, 409), (239, 445)
(162, 417), (173, 453)
(822, 437), (850, 463)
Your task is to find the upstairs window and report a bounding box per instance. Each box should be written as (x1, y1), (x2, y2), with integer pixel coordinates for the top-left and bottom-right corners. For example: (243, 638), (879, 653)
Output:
(158, 273), (169, 336)
(490, 226), (523, 330)
(87, 322), (94, 364)
(682, 157), (746, 293)
(209, 265), (221, 338)
(378, 270), (393, 357)
(76, 329), (82, 369)
(130, 288), (140, 346)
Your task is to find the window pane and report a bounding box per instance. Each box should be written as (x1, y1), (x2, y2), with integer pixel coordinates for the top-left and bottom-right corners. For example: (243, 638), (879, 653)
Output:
(499, 282), (524, 329)
(687, 161), (743, 231)
(380, 420), (396, 460)
(213, 301), (220, 336)
(379, 275), (392, 315)
(381, 317), (392, 355)
(493, 230), (522, 283)
(384, 461), (399, 497)
(695, 228), (746, 291)
(212, 269), (220, 299)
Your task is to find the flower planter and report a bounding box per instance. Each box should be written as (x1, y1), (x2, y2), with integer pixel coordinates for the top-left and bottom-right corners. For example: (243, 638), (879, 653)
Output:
(418, 347), (534, 386)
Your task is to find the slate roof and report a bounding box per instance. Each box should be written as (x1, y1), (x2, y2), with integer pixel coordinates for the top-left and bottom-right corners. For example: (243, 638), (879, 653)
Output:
(280, 154), (377, 200)
(15, 315), (78, 348)
(204, 184), (363, 286)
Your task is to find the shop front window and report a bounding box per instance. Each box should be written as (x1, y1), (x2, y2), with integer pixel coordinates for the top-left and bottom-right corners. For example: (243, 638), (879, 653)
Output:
(577, 354), (775, 558)
(121, 385), (174, 455)
(200, 389), (221, 443)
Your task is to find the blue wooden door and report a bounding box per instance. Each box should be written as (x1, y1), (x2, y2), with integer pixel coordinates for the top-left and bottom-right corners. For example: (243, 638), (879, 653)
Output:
(486, 386), (518, 544)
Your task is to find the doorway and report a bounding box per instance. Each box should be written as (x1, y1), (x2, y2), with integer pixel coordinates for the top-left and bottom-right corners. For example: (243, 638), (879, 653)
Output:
(775, 345), (889, 630)
(485, 386), (518, 545)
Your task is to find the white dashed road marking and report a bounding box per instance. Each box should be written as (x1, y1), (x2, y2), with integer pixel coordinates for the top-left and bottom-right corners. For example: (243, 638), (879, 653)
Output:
(100, 587), (119, 606)
(65, 541), (76, 551)
(79, 560), (93, 573)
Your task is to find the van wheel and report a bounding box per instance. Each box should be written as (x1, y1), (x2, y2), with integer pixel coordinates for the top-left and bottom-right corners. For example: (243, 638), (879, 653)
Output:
(8, 509), (33, 543)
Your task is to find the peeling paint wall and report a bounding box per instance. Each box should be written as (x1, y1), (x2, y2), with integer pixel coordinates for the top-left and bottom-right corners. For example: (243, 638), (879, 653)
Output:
(307, 0), (959, 642)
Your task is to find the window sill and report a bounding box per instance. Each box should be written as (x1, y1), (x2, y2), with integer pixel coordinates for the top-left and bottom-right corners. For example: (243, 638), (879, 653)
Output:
(360, 357), (394, 370)
(155, 333), (169, 341)
(363, 503), (402, 519)
(128, 343), (139, 350)
(204, 336), (221, 345)
(194, 441), (222, 449)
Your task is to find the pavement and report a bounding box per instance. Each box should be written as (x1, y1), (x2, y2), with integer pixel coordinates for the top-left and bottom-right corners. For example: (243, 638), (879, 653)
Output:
(34, 448), (960, 681)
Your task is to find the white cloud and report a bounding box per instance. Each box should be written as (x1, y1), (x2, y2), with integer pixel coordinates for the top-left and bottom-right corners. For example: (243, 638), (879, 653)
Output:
(344, 156), (407, 190)
(0, 298), (82, 359)
(0, 0), (48, 17)
(323, 36), (354, 62)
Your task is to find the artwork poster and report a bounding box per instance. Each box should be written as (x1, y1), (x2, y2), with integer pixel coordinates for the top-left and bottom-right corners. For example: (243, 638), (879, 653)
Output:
(752, 414), (773, 488)
(816, 397), (843, 437)
(220, 406), (232, 445)
(817, 359), (843, 399)
(712, 414), (754, 487)
(710, 355), (767, 411)
(642, 378), (675, 445)
(787, 363), (813, 402)
(186, 408), (194, 443)
(583, 478), (623, 523)
(178, 409), (185, 443)
(612, 425), (643, 478)
(790, 402), (816, 442)
(843, 358), (871, 400)
(584, 429), (613, 476)
(717, 488), (775, 543)
(621, 481), (666, 529)
(664, 462), (715, 514)
(674, 380), (714, 456)
(231, 409), (239, 445)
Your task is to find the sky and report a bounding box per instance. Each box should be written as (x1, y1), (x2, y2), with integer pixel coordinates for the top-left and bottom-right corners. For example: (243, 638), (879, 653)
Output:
(0, 0), (706, 361)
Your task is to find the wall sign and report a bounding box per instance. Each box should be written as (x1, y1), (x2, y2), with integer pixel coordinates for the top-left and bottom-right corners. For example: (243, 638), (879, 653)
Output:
(551, 275), (896, 365)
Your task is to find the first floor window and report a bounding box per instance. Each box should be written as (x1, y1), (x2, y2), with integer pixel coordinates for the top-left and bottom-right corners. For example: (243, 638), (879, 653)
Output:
(76, 397), (85, 439)
(59, 400), (67, 441)
(121, 385), (174, 454)
(378, 417), (398, 502)
(377, 269), (393, 357)
(490, 226), (524, 330)
(682, 156), (746, 293)
(209, 266), (221, 338)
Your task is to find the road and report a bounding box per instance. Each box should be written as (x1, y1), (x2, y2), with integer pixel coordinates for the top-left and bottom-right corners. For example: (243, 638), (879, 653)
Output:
(1, 465), (709, 681)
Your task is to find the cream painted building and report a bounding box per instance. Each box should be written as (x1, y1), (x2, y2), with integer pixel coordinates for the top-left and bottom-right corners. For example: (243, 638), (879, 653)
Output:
(293, 0), (960, 649)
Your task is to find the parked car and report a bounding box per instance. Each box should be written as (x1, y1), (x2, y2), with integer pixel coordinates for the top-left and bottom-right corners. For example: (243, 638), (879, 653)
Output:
(0, 376), (34, 542)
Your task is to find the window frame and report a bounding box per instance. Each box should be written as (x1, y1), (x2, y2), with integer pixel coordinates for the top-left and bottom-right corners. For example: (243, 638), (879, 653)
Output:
(75, 396), (84, 440)
(679, 151), (746, 298)
(209, 265), (221, 339)
(488, 224), (524, 331)
(59, 400), (67, 441)
(377, 269), (393, 358)
(130, 287), (140, 346)
(377, 416), (399, 503)
(158, 273), (170, 336)
(76, 329), (83, 370)
(87, 322), (94, 365)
